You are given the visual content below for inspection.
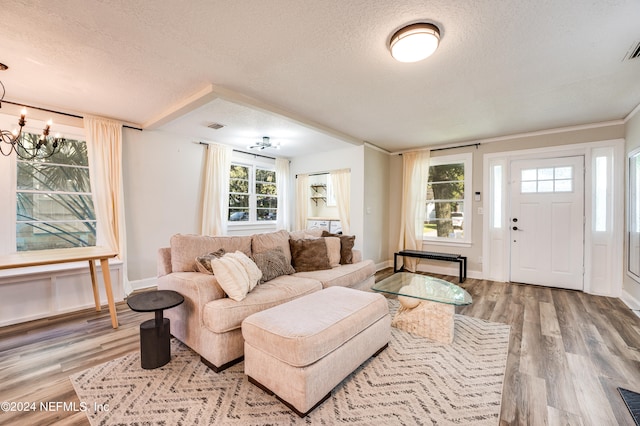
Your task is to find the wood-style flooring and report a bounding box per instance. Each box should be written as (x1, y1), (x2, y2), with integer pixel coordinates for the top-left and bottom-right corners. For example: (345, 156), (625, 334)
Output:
(1, 269), (639, 425)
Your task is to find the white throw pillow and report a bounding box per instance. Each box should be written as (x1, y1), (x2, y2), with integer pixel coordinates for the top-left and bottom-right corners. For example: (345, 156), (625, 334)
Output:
(210, 251), (262, 301)
(227, 251), (262, 292)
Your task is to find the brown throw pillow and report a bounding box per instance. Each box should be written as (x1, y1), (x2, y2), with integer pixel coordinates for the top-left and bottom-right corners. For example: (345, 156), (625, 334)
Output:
(321, 231), (355, 264)
(252, 248), (295, 283)
(195, 248), (226, 274)
(289, 238), (332, 272)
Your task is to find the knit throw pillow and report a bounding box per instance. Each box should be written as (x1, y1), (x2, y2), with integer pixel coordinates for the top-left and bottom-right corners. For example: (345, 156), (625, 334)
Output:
(252, 248), (295, 283)
(210, 251), (262, 301)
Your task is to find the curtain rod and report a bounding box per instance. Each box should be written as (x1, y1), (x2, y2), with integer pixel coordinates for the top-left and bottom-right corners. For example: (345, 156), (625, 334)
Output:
(396, 142), (480, 155)
(1, 99), (143, 131)
(197, 142), (277, 160)
(296, 172), (328, 178)
(232, 148), (276, 160)
(295, 168), (350, 178)
(430, 142), (480, 152)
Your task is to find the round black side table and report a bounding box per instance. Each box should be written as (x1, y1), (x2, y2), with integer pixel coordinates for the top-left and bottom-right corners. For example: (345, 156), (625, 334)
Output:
(126, 290), (184, 369)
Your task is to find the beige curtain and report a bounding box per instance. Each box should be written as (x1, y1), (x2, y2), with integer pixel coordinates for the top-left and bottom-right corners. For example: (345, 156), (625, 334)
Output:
(398, 150), (430, 271)
(275, 158), (290, 231)
(201, 143), (232, 235)
(84, 115), (130, 294)
(295, 173), (309, 231)
(330, 168), (351, 235)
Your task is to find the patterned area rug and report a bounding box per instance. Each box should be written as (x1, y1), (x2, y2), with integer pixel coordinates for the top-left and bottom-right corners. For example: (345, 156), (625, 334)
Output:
(619, 387), (640, 426)
(70, 300), (510, 425)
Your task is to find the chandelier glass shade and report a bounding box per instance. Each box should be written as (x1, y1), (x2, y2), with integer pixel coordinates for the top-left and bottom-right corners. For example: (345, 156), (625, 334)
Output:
(389, 23), (441, 63)
(248, 136), (280, 150)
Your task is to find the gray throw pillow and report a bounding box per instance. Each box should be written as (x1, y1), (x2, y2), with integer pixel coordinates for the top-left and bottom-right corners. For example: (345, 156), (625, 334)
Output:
(252, 248), (295, 283)
(195, 248), (226, 274)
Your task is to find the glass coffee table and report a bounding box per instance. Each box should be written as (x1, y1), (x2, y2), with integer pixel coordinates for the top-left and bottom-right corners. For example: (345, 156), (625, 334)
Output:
(372, 272), (472, 343)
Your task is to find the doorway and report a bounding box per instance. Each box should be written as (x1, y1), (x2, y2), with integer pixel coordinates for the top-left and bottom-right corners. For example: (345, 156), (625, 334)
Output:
(509, 156), (584, 290)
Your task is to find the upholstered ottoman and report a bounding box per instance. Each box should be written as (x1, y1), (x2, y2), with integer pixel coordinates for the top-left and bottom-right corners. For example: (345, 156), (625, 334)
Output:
(242, 286), (390, 417)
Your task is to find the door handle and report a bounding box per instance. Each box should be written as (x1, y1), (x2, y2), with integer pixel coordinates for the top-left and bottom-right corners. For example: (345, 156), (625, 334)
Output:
(512, 226), (522, 231)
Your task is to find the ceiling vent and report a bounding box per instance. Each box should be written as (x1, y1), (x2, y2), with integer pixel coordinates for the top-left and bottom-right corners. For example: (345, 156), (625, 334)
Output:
(625, 41), (640, 61)
(207, 122), (225, 130)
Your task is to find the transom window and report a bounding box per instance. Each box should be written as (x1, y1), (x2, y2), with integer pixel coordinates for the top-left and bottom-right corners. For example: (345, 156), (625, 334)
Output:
(520, 166), (573, 193)
(16, 133), (96, 251)
(229, 163), (277, 222)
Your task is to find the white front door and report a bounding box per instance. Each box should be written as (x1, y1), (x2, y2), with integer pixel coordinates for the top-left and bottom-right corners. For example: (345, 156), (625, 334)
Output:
(509, 156), (584, 290)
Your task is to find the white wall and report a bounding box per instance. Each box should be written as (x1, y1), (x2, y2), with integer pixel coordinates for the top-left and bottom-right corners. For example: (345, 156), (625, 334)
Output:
(624, 108), (640, 306)
(122, 128), (206, 282)
(0, 261), (123, 326)
(363, 145), (390, 266)
(388, 122), (626, 278)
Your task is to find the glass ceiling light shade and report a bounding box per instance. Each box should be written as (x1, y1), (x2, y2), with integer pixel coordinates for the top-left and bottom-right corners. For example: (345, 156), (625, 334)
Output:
(248, 136), (280, 150)
(389, 23), (441, 63)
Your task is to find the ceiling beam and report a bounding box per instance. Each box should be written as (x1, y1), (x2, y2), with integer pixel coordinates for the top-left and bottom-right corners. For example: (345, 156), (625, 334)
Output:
(143, 84), (219, 130)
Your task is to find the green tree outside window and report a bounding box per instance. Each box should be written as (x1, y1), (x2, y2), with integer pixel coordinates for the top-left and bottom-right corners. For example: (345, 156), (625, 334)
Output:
(16, 133), (96, 251)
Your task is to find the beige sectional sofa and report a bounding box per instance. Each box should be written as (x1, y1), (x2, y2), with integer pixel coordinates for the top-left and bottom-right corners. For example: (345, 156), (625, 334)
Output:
(157, 229), (376, 372)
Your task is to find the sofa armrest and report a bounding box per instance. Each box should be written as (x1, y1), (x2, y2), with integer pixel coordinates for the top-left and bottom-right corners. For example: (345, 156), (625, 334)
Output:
(352, 249), (363, 263)
(158, 272), (225, 323)
(157, 271), (226, 352)
(157, 247), (172, 277)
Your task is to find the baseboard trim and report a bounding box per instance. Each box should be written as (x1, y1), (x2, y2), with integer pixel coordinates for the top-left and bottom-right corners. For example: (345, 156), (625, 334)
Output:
(375, 260), (393, 271)
(621, 289), (640, 313)
(129, 277), (157, 292)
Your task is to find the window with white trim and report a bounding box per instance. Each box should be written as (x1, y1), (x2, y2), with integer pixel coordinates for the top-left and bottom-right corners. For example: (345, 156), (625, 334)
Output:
(228, 162), (277, 222)
(424, 153), (472, 243)
(16, 132), (96, 251)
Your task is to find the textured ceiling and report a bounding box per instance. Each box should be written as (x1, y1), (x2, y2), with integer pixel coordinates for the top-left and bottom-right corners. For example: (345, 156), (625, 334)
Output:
(0, 0), (639, 157)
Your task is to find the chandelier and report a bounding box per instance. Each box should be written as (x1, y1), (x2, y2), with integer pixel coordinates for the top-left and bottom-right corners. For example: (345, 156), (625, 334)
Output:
(0, 70), (65, 159)
(248, 136), (280, 150)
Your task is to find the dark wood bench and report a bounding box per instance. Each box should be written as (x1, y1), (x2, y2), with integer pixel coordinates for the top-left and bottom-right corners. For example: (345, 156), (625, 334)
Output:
(394, 250), (467, 283)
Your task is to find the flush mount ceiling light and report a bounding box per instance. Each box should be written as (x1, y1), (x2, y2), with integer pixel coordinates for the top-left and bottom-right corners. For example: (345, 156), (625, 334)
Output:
(248, 136), (280, 150)
(389, 23), (441, 63)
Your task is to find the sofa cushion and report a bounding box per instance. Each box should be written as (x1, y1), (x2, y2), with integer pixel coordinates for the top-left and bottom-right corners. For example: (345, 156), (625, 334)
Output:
(322, 231), (355, 264)
(203, 275), (322, 333)
(252, 230), (292, 264)
(210, 252), (262, 301)
(289, 238), (332, 272)
(170, 234), (252, 273)
(293, 259), (376, 289)
(252, 247), (295, 283)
